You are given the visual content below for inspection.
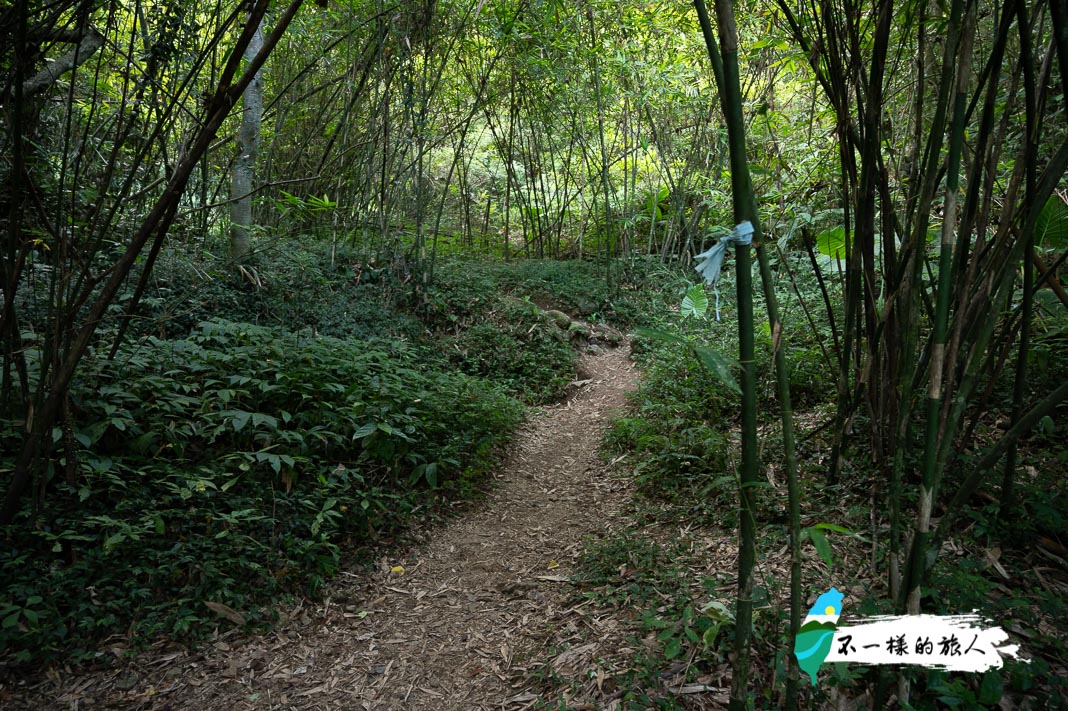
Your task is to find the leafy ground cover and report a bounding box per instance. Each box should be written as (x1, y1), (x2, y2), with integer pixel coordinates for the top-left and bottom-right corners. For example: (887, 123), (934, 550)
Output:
(0, 241), (658, 668)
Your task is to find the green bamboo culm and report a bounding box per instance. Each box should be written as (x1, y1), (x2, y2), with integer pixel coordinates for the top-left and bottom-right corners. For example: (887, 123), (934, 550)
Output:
(903, 0), (974, 619)
(692, 1), (762, 708)
(756, 228), (802, 710)
(694, 0), (802, 705)
(1000, 0), (1040, 524)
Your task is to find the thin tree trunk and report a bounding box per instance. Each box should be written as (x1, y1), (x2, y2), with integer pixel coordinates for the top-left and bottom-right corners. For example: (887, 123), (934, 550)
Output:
(1000, 0), (1040, 523)
(588, 6), (613, 283)
(230, 13), (266, 261)
(905, 0), (973, 618)
(0, 0), (306, 526)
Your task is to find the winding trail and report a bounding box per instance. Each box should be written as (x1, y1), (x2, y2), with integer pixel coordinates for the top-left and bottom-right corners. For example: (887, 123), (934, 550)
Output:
(6, 345), (638, 710)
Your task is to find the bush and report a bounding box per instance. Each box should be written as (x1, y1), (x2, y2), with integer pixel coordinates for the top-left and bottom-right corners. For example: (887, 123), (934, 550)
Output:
(0, 319), (523, 665)
(605, 343), (735, 512)
(117, 242), (426, 343)
(428, 255), (658, 328)
(449, 297), (575, 404)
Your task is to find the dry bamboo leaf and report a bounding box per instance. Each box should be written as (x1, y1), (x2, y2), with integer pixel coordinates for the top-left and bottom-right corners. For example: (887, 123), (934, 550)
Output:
(203, 601), (246, 626)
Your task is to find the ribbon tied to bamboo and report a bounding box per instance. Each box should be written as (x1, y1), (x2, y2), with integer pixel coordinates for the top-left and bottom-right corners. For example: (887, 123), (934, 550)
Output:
(694, 220), (754, 321)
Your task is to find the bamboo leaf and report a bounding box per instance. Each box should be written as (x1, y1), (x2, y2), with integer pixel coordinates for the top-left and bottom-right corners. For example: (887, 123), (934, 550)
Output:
(634, 327), (687, 345)
(693, 346), (742, 395)
(803, 527), (833, 570)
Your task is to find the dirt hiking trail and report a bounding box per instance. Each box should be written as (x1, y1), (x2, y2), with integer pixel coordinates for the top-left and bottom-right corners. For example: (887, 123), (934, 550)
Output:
(6, 344), (639, 710)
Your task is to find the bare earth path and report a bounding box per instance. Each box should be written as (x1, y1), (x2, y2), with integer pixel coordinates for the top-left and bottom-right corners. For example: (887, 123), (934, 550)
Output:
(6, 345), (638, 710)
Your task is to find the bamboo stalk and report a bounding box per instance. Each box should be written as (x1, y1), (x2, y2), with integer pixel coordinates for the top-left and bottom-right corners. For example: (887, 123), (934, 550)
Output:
(693, 1), (761, 707)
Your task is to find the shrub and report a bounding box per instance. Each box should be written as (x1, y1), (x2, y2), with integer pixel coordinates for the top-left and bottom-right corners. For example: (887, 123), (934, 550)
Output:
(0, 319), (523, 664)
(118, 243), (426, 343)
(449, 297), (575, 404)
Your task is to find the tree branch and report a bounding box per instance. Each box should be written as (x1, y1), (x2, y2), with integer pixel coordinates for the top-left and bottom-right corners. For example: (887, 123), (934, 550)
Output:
(19, 28), (104, 97)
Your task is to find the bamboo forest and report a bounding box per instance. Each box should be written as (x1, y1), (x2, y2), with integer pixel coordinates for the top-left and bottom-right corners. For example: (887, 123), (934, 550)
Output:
(1, 0), (1066, 707)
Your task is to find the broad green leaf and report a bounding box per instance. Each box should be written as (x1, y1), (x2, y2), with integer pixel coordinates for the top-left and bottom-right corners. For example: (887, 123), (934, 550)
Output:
(251, 413), (278, 429)
(815, 226), (848, 260)
(229, 410), (251, 432)
(698, 599), (732, 621)
(702, 623), (722, 647)
(103, 532), (125, 552)
(353, 422), (377, 439)
(681, 284), (709, 319)
(664, 637), (682, 660)
(130, 432), (155, 453)
(1038, 415), (1054, 434)
(978, 671), (1004, 705)
(693, 346), (742, 395)
(1035, 195), (1068, 250)
(255, 452), (282, 473)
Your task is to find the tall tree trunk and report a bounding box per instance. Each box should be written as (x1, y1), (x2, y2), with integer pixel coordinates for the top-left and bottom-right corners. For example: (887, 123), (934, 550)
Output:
(1000, 0), (1040, 523)
(904, 0), (973, 617)
(230, 14), (266, 261)
(693, 1), (760, 707)
(587, 5), (613, 285)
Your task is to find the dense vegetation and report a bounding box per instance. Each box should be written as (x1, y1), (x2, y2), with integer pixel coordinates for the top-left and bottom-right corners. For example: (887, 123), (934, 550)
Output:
(2, 0), (1066, 707)
(581, 266), (1068, 708)
(0, 244), (657, 664)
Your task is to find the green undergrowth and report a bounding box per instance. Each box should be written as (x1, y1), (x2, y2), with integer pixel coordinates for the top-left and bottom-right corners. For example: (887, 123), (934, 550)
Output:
(608, 266), (835, 522)
(445, 296), (575, 403)
(426, 255), (661, 402)
(427, 255), (654, 329)
(535, 524), (738, 709)
(578, 259), (1068, 708)
(557, 497), (1067, 709)
(0, 319), (523, 665)
(1, 239), (663, 668)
